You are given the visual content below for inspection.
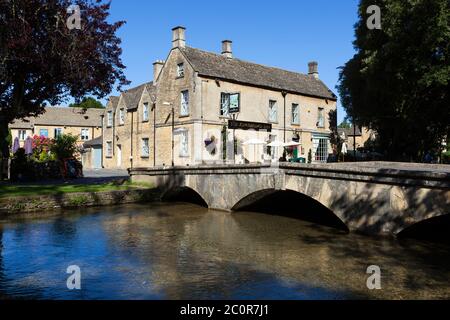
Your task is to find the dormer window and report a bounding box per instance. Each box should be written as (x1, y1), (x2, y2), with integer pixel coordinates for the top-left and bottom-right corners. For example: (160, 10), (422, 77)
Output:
(177, 63), (185, 78)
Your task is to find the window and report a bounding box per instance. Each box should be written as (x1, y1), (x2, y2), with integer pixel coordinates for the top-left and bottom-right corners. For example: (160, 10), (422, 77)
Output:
(177, 63), (185, 78)
(119, 108), (125, 125)
(269, 100), (277, 123)
(142, 103), (149, 122)
(141, 138), (149, 157)
(220, 93), (240, 116)
(317, 107), (325, 128)
(81, 128), (89, 141)
(313, 135), (329, 163)
(39, 129), (48, 138)
(106, 141), (112, 157)
(180, 90), (189, 116)
(180, 130), (189, 157)
(107, 111), (113, 127)
(292, 104), (300, 125)
(18, 130), (26, 140)
(54, 128), (63, 138)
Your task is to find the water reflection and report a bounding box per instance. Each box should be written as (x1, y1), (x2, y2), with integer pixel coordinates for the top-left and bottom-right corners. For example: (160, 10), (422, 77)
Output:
(0, 203), (449, 300)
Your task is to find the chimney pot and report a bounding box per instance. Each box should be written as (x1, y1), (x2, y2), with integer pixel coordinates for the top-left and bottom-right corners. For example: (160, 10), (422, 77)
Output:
(222, 40), (233, 58)
(172, 26), (186, 48)
(308, 61), (319, 79)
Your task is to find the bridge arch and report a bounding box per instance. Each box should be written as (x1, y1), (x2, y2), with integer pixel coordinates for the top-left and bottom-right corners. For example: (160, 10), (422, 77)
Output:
(231, 188), (349, 232)
(161, 186), (209, 208)
(397, 213), (450, 242)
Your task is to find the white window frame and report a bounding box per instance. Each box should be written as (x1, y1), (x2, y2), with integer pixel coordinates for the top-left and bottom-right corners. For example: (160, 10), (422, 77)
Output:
(269, 100), (278, 123)
(107, 111), (113, 127)
(220, 92), (240, 116)
(18, 130), (26, 140)
(54, 128), (63, 138)
(292, 104), (300, 125)
(179, 130), (189, 157)
(177, 63), (185, 78)
(81, 128), (89, 141)
(317, 107), (325, 128)
(180, 90), (189, 116)
(39, 129), (49, 138)
(143, 103), (149, 122)
(106, 141), (113, 157)
(141, 138), (150, 158)
(119, 108), (125, 125)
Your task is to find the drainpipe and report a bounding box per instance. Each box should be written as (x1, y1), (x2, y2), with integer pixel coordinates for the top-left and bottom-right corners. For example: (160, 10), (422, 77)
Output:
(153, 103), (156, 167)
(100, 115), (104, 168)
(130, 111), (134, 169)
(282, 91), (287, 143)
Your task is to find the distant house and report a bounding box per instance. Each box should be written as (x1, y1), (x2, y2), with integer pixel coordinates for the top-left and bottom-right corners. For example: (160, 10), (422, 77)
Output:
(103, 26), (338, 169)
(9, 106), (104, 168)
(338, 126), (375, 150)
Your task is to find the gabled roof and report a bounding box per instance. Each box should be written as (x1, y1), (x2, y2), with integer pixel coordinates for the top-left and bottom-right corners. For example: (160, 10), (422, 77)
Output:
(9, 107), (104, 128)
(107, 96), (120, 110)
(180, 46), (337, 100)
(121, 82), (155, 110)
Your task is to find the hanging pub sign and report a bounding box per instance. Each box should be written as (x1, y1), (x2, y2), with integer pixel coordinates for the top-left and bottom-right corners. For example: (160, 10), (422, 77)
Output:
(228, 120), (272, 132)
(229, 93), (240, 114)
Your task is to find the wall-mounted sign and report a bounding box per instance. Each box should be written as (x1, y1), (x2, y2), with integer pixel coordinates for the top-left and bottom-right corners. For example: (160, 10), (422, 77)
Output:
(228, 120), (272, 132)
(229, 93), (240, 113)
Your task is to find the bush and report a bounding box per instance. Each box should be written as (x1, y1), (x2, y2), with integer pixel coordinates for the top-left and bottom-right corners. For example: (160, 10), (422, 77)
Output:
(51, 134), (80, 160)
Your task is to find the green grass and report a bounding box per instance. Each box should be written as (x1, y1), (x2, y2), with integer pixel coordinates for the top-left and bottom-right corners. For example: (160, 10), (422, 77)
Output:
(0, 181), (153, 199)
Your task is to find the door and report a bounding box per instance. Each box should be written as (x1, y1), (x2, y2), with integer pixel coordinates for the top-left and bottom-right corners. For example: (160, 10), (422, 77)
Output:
(117, 145), (122, 167)
(92, 146), (102, 169)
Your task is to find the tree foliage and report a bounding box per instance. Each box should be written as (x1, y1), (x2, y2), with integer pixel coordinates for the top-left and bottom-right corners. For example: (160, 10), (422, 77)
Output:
(338, 0), (450, 161)
(0, 0), (129, 158)
(69, 97), (104, 109)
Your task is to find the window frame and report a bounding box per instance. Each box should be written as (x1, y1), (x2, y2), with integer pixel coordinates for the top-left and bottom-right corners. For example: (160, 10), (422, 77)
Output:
(107, 111), (113, 127)
(39, 129), (49, 138)
(119, 108), (125, 125)
(81, 128), (90, 141)
(142, 103), (149, 122)
(180, 90), (189, 117)
(292, 103), (300, 125)
(317, 107), (325, 128)
(18, 130), (26, 141)
(268, 100), (278, 123)
(177, 63), (185, 78)
(106, 141), (113, 158)
(179, 129), (189, 157)
(141, 138), (150, 158)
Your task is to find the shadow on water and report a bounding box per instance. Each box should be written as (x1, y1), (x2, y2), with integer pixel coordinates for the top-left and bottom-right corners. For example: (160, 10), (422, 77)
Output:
(162, 187), (208, 208)
(233, 190), (349, 233)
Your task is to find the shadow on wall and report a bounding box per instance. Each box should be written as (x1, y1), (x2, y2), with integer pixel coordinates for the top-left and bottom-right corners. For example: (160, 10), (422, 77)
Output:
(232, 189), (350, 233)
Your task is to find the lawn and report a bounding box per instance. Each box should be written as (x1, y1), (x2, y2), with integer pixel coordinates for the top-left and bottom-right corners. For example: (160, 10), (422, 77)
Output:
(0, 181), (154, 199)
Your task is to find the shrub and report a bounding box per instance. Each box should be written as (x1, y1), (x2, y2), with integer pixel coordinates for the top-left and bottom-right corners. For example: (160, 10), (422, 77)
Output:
(51, 134), (80, 160)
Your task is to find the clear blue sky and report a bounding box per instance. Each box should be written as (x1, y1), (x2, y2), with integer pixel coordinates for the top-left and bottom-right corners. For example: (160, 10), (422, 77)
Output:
(105, 0), (360, 123)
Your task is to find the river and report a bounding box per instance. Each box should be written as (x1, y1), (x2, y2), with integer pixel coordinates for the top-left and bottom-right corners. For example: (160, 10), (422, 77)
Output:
(0, 203), (449, 299)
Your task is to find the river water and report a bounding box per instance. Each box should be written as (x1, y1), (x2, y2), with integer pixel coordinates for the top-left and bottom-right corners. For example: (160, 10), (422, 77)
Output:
(0, 203), (449, 300)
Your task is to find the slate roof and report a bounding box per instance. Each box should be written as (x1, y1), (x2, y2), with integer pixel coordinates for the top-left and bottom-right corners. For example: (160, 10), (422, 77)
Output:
(107, 96), (120, 109)
(122, 82), (155, 110)
(9, 107), (104, 129)
(83, 135), (103, 148)
(180, 46), (337, 100)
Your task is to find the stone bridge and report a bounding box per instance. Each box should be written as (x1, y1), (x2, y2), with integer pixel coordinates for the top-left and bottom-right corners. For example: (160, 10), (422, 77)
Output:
(129, 162), (450, 236)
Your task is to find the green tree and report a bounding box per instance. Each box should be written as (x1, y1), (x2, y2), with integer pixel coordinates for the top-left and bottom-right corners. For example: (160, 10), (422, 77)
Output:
(0, 0), (129, 162)
(338, 0), (450, 161)
(338, 120), (351, 129)
(69, 97), (104, 110)
(51, 134), (80, 160)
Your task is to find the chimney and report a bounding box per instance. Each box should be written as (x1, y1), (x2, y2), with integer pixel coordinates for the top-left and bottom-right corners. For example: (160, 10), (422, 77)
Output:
(308, 61), (319, 79)
(222, 40), (233, 58)
(172, 26), (186, 48)
(153, 60), (164, 81)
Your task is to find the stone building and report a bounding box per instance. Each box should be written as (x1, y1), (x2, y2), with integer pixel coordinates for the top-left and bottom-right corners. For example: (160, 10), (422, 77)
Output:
(9, 106), (104, 168)
(338, 126), (376, 151)
(103, 26), (337, 169)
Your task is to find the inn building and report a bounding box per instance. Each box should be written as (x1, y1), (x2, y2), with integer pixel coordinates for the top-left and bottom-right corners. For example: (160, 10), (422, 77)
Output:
(102, 27), (337, 169)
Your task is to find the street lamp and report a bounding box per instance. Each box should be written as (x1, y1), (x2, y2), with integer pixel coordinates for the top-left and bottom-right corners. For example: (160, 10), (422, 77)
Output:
(163, 101), (175, 167)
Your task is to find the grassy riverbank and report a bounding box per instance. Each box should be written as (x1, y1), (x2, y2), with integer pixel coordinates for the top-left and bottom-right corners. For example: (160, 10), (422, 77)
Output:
(0, 181), (153, 199)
